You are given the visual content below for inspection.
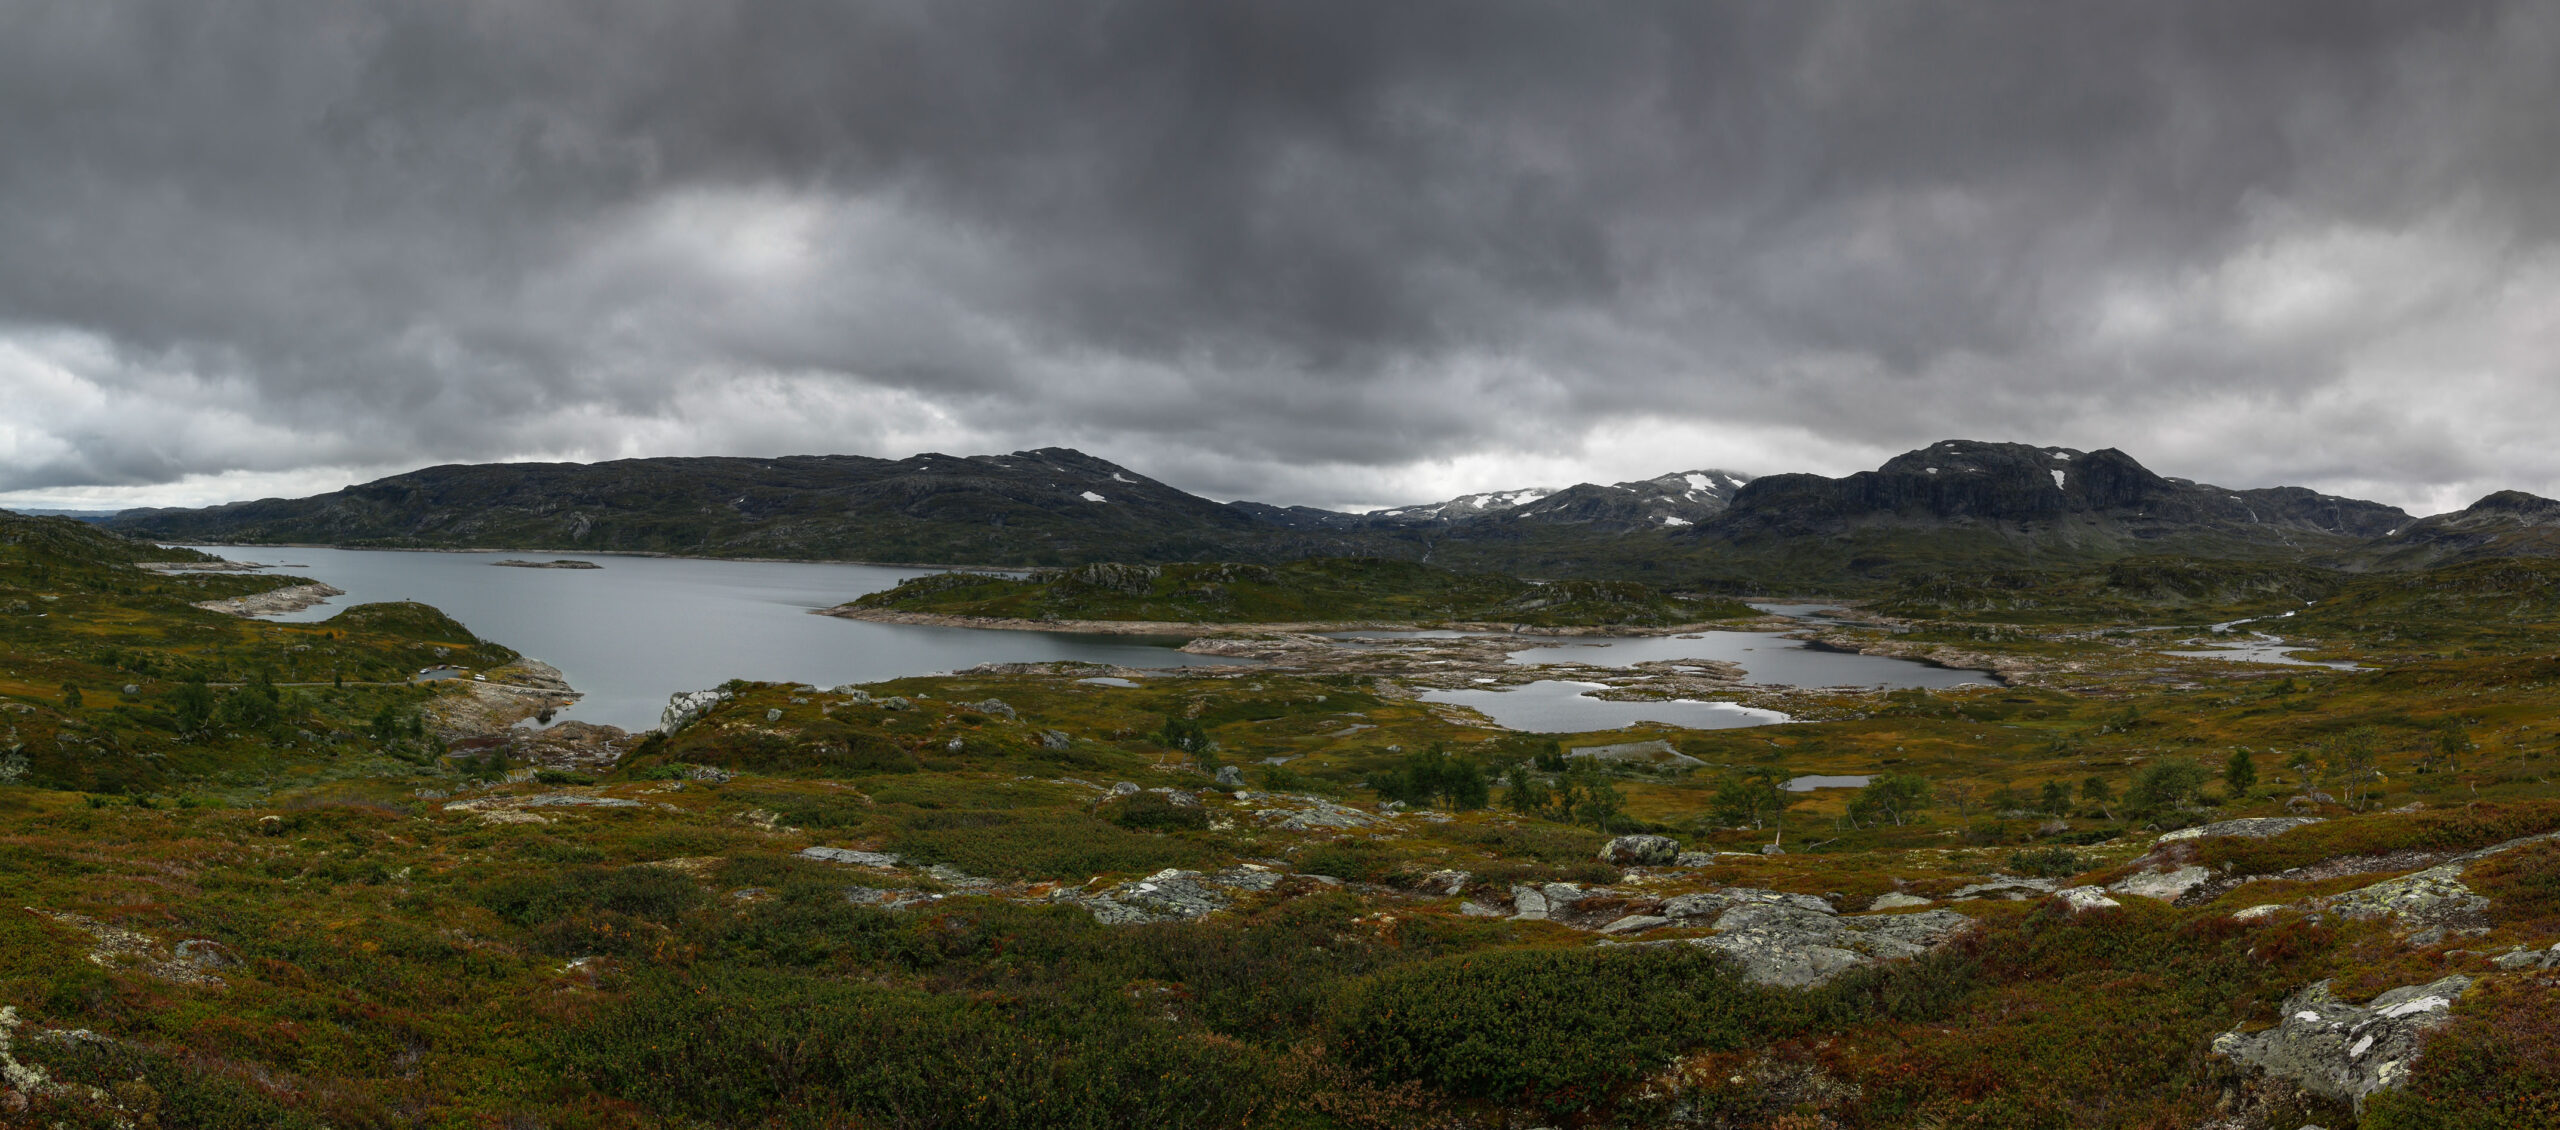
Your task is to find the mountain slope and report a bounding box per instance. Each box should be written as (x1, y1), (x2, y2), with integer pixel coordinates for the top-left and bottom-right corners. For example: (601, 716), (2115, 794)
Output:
(1653, 441), (2410, 589)
(104, 449), (1381, 566)
(101, 441), (2444, 588)
(2351, 490), (2560, 570)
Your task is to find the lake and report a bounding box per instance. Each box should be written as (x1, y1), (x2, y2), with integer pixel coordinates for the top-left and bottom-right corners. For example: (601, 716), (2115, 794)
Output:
(179, 547), (1250, 731)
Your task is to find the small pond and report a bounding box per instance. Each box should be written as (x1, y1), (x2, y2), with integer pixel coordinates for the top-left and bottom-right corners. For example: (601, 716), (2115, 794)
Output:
(1419, 680), (1791, 732)
(1783, 774), (1872, 792)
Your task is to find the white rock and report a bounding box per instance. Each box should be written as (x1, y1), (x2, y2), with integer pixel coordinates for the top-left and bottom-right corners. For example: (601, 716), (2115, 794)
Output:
(2109, 865), (2214, 902)
(2056, 886), (2121, 912)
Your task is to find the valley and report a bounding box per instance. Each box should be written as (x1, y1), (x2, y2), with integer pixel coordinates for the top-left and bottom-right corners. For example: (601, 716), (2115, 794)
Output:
(4, 448), (2559, 1128)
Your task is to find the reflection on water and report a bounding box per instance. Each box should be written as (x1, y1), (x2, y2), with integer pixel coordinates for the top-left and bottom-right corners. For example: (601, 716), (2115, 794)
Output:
(1419, 680), (1790, 732)
(2168, 632), (2365, 670)
(182, 547), (1250, 731)
(1506, 632), (1991, 688)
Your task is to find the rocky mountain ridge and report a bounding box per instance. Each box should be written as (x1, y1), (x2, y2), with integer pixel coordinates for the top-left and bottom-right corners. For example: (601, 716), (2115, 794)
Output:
(94, 440), (2560, 585)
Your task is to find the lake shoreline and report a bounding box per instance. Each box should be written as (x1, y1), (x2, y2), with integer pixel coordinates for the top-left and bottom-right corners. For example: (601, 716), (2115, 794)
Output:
(149, 540), (1039, 574)
(821, 604), (1797, 638)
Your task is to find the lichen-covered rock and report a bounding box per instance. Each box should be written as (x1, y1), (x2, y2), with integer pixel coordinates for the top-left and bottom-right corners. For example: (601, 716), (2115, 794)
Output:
(2213, 975), (2472, 1109)
(1103, 868), (1229, 919)
(2318, 864), (2490, 935)
(658, 688), (732, 733)
(1213, 765), (1245, 789)
(1256, 795), (1380, 830)
(2055, 886), (2121, 912)
(2155, 816), (2322, 844)
(1418, 869), (1470, 896)
(1950, 876), (2057, 901)
(1600, 914), (1672, 935)
(1673, 851), (1715, 868)
(1682, 904), (1974, 988)
(1509, 884), (1550, 921)
(1663, 888), (1836, 919)
(799, 847), (904, 868)
(1209, 865), (1286, 893)
(2110, 865), (2213, 902)
(2492, 943), (2560, 971)
(1599, 833), (1681, 866)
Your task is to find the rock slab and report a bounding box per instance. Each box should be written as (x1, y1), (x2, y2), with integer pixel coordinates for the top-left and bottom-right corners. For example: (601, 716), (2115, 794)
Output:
(2214, 975), (2472, 1109)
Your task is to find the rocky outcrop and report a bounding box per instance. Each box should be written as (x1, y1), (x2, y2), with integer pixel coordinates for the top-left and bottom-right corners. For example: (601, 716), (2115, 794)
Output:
(2155, 816), (2322, 843)
(2110, 865), (2214, 902)
(1682, 903), (1975, 988)
(1072, 866), (1293, 925)
(1555, 883), (1971, 988)
(2055, 886), (2122, 912)
(1949, 876), (2057, 901)
(1599, 834), (1681, 866)
(799, 847), (904, 868)
(192, 581), (344, 617)
(2315, 864), (2489, 942)
(1252, 795), (1380, 831)
(2213, 975), (2472, 1109)
(659, 688), (732, 734)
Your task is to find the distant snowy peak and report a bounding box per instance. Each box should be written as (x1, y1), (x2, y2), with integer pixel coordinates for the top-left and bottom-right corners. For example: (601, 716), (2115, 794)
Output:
(1500, 468), (1754, 530)
(1363, 486), (1558, 525)
(1364, 468), (1754, 531)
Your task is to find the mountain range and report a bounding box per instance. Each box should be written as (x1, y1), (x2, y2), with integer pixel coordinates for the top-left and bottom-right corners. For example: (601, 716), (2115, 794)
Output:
(86, 440), (2560, 589)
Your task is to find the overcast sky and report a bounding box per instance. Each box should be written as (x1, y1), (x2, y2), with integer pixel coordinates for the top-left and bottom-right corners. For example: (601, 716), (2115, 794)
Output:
(3, 2), (2556, 516)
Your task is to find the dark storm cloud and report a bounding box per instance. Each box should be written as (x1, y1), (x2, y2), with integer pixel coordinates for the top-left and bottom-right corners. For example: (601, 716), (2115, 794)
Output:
(1, 0), (2555, 513)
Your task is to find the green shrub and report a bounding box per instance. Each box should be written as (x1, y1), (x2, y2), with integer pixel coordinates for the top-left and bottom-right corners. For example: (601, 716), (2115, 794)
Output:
(1335, 946), (1766, 1112)
(1294, 840), (1400, 883)
(888, 811), (1214, 881)
(554, 967), (1272, 1128)
(1108, 790), (1210, 831)
(2008, 846), (2086, 878)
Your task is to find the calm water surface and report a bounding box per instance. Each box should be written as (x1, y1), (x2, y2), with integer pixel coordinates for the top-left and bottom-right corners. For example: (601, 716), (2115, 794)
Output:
(1505, 632), (1992, 689)
(181, 547), (1249, 731)
(1419, 680), (1789, 732)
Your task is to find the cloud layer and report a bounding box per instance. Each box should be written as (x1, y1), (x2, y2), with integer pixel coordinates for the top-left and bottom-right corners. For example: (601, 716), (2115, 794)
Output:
(3, 1), (2555, 514)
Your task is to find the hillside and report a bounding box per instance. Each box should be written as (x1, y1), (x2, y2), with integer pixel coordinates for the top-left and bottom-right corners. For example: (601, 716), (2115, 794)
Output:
(103, 449), (1386, 567)
(2351, 490), (2560, 570)
(1657, 441), (2411, 590)
(846, 557), (1760, 626)
(1, 508), (525, 794)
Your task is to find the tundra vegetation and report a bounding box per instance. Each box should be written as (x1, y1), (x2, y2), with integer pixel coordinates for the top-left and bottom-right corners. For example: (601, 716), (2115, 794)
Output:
(2, 508), (2558, 1127)
(850, 557), (1759, 627)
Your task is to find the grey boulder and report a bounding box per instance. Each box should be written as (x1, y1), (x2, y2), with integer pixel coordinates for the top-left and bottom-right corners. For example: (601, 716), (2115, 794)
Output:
(2213, 975), (2472, 1109)
(1684, 903), (1974, 989)
(1598, 834), (1682, 866)
(2155, 816), (2322, 844)
(2318, 865), (2490, 936)
(799, 846), (903, 868)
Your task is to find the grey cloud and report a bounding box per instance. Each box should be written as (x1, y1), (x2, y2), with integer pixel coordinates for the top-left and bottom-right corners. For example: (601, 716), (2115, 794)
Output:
(1, 1), (2556, 513)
